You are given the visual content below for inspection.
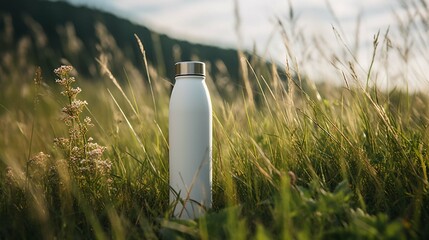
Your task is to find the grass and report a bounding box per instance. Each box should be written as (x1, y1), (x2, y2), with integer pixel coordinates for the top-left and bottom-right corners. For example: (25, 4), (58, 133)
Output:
(1, 2), (429, 239)
(1, 56), (428, 239)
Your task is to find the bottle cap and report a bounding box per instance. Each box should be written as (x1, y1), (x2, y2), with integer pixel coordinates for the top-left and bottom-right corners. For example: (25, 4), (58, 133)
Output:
(175, 61), (205, 77)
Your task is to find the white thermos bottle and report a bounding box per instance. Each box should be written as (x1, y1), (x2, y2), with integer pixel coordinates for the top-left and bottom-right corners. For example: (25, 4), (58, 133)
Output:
(169, 61), (212, 219)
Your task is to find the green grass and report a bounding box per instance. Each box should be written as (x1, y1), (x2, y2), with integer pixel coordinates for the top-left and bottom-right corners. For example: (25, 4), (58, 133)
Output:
(1, 52), (428, 239)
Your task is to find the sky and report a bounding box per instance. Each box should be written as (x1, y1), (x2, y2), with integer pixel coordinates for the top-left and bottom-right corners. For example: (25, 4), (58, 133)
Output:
(64, 0), (396, 49)
(63, 0), (428, 90)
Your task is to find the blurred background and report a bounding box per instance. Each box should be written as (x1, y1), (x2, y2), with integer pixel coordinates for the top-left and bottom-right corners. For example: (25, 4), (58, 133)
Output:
(64, 0), (399, 83)
(0, 0), (428, 90)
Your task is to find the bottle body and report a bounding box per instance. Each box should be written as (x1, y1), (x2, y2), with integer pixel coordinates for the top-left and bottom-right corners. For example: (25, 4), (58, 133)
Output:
(169, 74), (212, 219)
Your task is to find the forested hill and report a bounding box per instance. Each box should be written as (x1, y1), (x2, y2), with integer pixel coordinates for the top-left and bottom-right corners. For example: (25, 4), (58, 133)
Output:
(0, 0), (242, 82)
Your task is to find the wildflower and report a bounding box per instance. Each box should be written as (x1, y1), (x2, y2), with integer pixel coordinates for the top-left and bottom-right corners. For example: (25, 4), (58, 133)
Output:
(28, 151), (50, 166)
(55, 66), (77, 103)
(61, 86), (81, 98)
(71, 146), (80, 153)
(62, 99), (87, 117)
(79, 159), (90, 165)
(56, 78), (67, 86)
(54, 137), (69, 150)
(54, 65), (73, 77)
(26, 152), (51, 182)
(87, 142), (106, 159)
(96, 159), (112, 175)
(70, 146), (82, 161)
(53, 65), (112, 190)
(84, 116), (94, 128)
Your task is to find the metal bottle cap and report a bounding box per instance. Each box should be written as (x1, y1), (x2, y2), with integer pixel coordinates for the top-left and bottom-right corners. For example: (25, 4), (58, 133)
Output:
(175, 61), (205, 77)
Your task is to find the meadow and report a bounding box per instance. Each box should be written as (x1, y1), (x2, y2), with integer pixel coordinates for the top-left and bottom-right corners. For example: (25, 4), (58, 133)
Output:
(1, 1), (429, 239)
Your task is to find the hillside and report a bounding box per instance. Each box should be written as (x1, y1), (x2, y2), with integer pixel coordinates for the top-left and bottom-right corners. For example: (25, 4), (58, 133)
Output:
(0, 0), (242, 83)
